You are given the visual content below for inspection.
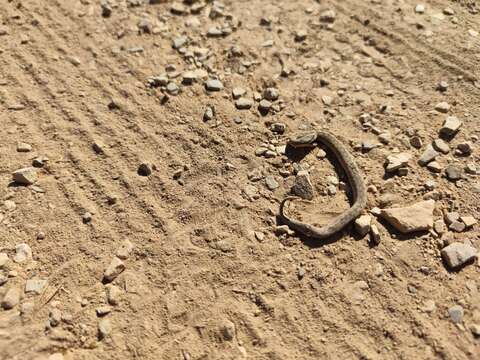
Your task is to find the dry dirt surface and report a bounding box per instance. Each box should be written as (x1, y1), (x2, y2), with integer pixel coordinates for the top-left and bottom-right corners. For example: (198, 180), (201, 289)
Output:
(1, 0), (480, 359)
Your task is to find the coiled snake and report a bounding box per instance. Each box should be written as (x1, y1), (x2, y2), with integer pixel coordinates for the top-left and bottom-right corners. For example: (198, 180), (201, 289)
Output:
(279, 131), (367, 239)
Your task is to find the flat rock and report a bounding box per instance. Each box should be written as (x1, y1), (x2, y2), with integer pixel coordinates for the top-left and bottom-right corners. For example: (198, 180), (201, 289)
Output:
(25, 278), (48, 294)
(98, 318), (112, 339)
(385, 152), (411, 172)
(441, 242), (477, 269)
(12, 167), (38, 185)
(291, 170), (314, 200)
(103, 257), (125, 283)
(380, 200), (435, 233)
(434, 102), (451, 113)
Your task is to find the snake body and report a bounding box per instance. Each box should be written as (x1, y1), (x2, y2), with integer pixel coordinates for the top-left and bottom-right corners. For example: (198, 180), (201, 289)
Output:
(279, 131), (367, 239)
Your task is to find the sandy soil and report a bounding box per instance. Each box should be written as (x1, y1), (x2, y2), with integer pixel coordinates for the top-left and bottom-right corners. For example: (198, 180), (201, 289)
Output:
(0, 0), (480, 359)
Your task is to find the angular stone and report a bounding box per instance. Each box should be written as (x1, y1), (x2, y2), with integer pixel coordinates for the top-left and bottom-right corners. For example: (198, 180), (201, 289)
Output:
(461, 216), (477, 228)
(17, 142), (32, 152)
(106, 284), (122, 306)
(440, 116), (462, 137)
(137, 162), (152, 176)
(25, 278), (48, 294)
(380, 200), (435, 233)
(444, 212), (459, 225)
(265, 176), (279, 191)
(12, 167), (38, 185)
(1, 287), (21, 309)
(263, 87), (279, 101)
(418, 144), (439, 166)
(103, 257), (125, 283)
(205, 79), (223, 91)
(291, 170), (314, 200)
(355, 215), (371, 237)
(13, 243), (32, 263)
(385, 152), (411, 172)
(319, 9), (336, 23)
(441, 242), (477, 269)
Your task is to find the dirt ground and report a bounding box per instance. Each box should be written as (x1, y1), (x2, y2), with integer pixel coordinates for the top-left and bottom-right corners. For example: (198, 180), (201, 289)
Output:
(1, 0), (480, 359)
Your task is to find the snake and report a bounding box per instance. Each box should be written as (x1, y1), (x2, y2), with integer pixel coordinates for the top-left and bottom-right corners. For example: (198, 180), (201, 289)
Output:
(279, 131), (367, 239)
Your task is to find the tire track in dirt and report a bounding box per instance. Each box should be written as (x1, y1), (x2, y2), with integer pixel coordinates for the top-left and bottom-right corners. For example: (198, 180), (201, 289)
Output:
(16, 0), (255, 235)
(330, 0), (480, 86)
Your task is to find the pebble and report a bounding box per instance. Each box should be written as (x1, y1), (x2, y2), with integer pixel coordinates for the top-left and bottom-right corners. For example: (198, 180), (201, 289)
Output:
(355, 215), (372, 237)
(0, 253), (9, 268)
(291, 170), (314, 200)
(263, 87), (279, 101)
(96, 306), (112, 317)
(421, 300), (436, 313)
(203, 106), (215, 121)
(433, 220), (447, 235)
(98, 318), (112, 339)
(410, 136), (422, 149)
(13, 243), (32, 263)
(319, 10), (336, 23)
(32, 156), (48, 168)
(415, 4), (425, 13)
(443, 8), (455, 16)
(448, 305), (464, 324)
(434, 102), (451, 113)
(380, 200), (435, 233)
(82, 212), (93, 224)
(465, 163), (477, 175)
(449, 221), (466, 232)
(440, 116), (462, 137)
(25, 278), (48, 294)
(137, 162), (152, 176)
(385, 152), (411, 173)
(49, 308), (62, 327)
(258, 99), (272, 114)
(219, 319), (236, 341)
(106, 284), (122, 305)
(445, 164), (463, 181)
(418, 144), (439, 166)
(166, 82), (179, 95)
(271, 123), (286, 134)
(12, 167), (38, 185)
(294, 30), (307, 42)
(205, 79), (223, 91)
(456, 142), (472, 155)
(1, 287), (21, 309)
(172, 36), (187, 49)
(427, 161), (442, 173)
(232, 87), (246, 99)
(437, 81), (449, 92)
(103, 257), (125, 283)
(17, 142), (32, 152)
(243, 184), (259, 201)
(441, 242), (477, 269)
(116, 240), (134, 260)
(432, 139), (450, 154)
(265, 176), (279, 191)
(235, 98), (253, 110)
